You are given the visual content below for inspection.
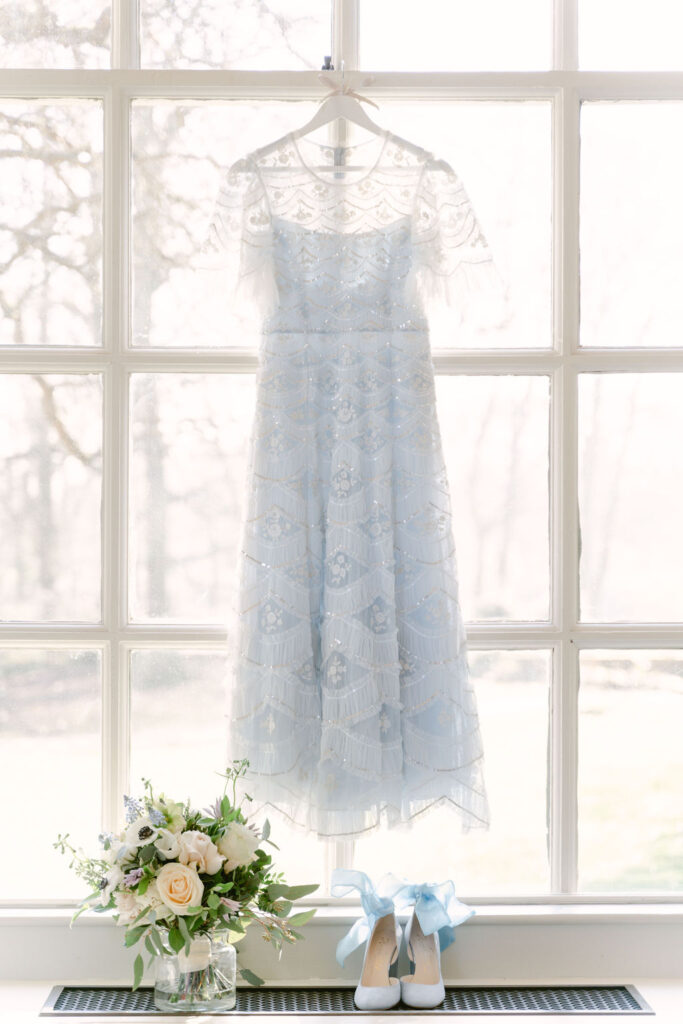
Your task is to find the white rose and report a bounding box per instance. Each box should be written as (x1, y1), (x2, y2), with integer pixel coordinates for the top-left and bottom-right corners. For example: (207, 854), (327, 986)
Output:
(141, 878), (171, 922)
(125, 817), (161, 849)
(217, 822), (260, 873)
(178, 831), (224, 875)
(113, 889), (140, 926)
(154, 828), (181, 861)
(156, 862), (204, 916)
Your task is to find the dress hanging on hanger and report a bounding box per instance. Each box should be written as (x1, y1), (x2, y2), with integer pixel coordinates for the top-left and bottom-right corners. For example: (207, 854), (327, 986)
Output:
(203, 74), (504, 839)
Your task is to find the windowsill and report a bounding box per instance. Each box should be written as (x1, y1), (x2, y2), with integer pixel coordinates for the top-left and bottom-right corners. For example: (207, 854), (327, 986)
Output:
(3, 901), (683, 925)
(2, 902), (683, 987)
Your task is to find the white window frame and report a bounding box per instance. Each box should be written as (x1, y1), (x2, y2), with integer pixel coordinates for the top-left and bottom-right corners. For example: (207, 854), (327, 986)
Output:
(2, 0), (683, 982)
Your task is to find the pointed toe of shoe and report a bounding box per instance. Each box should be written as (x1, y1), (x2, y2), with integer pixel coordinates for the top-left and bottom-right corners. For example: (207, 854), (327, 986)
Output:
(354, 980), (401, 1010)
(400, 979), (446, 1009)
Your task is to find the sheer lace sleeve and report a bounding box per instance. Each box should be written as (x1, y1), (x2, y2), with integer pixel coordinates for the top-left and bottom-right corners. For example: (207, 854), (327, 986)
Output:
(412, 156), (506, 325)
(197, 156), (278, 316)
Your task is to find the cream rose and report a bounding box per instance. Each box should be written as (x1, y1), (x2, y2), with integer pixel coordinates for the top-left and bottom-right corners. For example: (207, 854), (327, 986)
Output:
(217, 821), (260, 873)
(178, 831), (224, 875)
(155, 862), (204, 916)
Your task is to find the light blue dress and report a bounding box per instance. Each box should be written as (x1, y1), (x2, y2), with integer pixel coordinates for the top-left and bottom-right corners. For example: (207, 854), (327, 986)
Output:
(206, 129), (497, 838)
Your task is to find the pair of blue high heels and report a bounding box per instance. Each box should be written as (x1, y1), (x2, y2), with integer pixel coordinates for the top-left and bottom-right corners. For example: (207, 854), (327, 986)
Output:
(331, 870), (473, 1010)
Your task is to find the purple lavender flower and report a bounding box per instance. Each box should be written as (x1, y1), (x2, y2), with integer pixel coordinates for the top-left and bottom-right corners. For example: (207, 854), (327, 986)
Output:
(123, 867), (144, 887)
(204, 797), (223, 819)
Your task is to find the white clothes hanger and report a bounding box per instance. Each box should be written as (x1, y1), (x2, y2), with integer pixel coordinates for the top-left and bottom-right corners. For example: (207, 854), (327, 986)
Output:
(291, 64), (385, 170)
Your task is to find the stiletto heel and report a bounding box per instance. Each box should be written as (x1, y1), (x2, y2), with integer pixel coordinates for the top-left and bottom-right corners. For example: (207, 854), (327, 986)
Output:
(381, 876), (474, 1009)
(354, 910), (402, 1010)
(400, 909), (445, 1008)
(331, 869), (402, 1010)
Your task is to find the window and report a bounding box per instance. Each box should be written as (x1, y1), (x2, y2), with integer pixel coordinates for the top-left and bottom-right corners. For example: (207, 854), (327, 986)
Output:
(1, 0), (682, 908)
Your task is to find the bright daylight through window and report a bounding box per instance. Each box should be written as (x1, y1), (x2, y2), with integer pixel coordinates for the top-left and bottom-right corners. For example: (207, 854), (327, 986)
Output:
(1, 0), (682, 909)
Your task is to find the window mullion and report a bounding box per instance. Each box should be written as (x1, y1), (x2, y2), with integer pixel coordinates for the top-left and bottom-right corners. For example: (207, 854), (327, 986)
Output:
(549, 362), (580, 895)
(547, 73), (581, 893)
(112, 0), (140, 70)
(554, 0), (579, 71)
(101, 78), (131, 834)
(334, 0), (360, 72)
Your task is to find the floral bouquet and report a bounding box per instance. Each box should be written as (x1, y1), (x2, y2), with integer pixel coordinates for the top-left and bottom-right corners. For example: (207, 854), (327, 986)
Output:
(55, 761), (318, 1006)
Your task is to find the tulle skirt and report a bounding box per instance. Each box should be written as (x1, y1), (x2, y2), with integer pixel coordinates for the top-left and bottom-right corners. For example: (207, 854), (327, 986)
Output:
(226, 327), (489, 838)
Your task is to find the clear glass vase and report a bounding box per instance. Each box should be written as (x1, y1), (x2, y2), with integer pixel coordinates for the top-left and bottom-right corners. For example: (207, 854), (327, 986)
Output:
(154, 932), (237, 1013)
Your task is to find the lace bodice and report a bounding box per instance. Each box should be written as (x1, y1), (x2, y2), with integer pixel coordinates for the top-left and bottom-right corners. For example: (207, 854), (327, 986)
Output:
(204, 129), (499, 333)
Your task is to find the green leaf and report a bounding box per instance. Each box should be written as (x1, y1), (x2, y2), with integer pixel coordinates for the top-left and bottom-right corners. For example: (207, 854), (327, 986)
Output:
(137, 876), (150, 896)
(178, 915), (192, 952)
(144, 935), (157, 958)
(212, 882), (234, 894)
(168, 927), (185, 953)
(127, 903), (152, 927)
(220, 795), (232, 820)
(239, 967), (265, 988)
(124, 925), (148, 948)
(132, 953), (144, 992)
(207, 893), (220, 909)
(148, 928), (167, 957)
(273, 900), (292, 918)
(261, 818), (271, 842)
(139, 844), (156, 865)
(287, 909), (316, 928)
(267, 882), (318, 902)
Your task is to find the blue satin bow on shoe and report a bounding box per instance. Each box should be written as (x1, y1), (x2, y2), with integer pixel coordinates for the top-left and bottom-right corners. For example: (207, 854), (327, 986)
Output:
(330, 869), (397, 967)
(382, 876), (474, 952)
(384, 876), (473, 1009)
(331, 869), (403, 1010)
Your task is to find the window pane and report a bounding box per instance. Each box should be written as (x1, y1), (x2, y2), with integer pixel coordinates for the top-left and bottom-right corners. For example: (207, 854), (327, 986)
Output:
(130, 649), (327, 887)
(360, 0), (550, 70)
(580, 0), (683, 70)
(140, 0), (330, 69)
(0, 374), (102, 622)
(129, 373), (254, 623)
(131, 101), (315, 348)
(354, 651), (551, 894)
(579, 650), (683, 891)
(437, 375), (550, 622)
(0, 1), (110, 69)
(581, 103), (683, 348)
(0, 101), (103, 347)
(579, 374), (683, 622)
(385, 102), (551, 349)
(0, 649), (101, 899)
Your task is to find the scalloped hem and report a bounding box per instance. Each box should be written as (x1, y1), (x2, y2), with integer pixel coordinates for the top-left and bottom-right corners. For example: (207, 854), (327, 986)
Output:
(236, 764), (490, 840)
